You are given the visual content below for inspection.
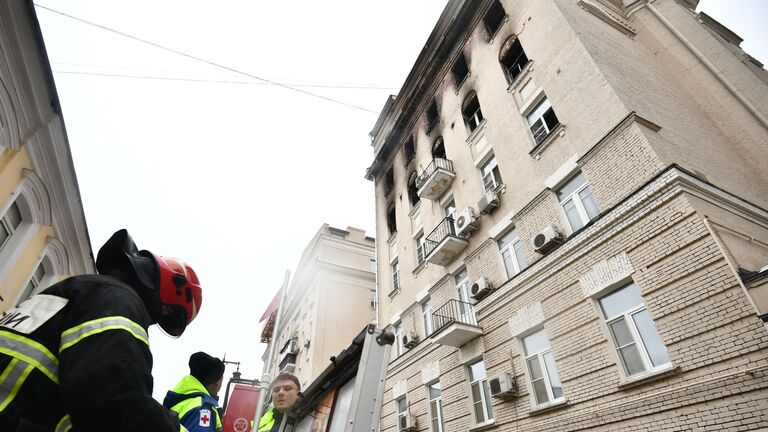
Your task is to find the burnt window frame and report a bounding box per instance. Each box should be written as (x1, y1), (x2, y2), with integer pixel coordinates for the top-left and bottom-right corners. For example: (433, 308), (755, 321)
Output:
(483, 0), (507, 39)
(426, 100), (439, 133)
(404, 138), (416, 163)
(407, 171), (421, 208)
(462, 92), (485, 135)
(431, 137), (446, 160)
(452, 53), (470, 88)
(384, 167), (395, 197)
(386, 202), (397, 235)
(499, 35), (530, 84)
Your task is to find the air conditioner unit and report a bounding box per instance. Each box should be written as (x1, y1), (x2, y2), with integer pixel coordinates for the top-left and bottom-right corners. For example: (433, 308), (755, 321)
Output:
(470, 277), (493, 300)
(282, 363), (296, 374)
(533, 225), (564, 254)
(489, 372), (518, 400)
(478, 189), (500, 214)
(455, 207), (479, 237)
(399, 413), (417, 431)
(403, 331), (419, 349)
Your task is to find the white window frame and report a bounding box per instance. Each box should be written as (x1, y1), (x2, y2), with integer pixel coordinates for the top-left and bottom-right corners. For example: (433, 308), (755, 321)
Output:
(391, 260), (400, 294)
(463, 93), (484, 134)
(396, 396), (409, 431)
(598, 282), (671, 379)
(526, 96), (559, 145)
(467, 360), (494, 426)
(415, 233), (427, 265)
(497, 228), (526, 279)
(0, 200), (23, 253)
(556, 172), (600, 234)
(455, 269), (473, 323)
(479, 154), (502, 193)
(422, 298), (433, 336)
(427, 382), (445, 432)
(520, 329), (564, 407)
(394, 322), (404, 357)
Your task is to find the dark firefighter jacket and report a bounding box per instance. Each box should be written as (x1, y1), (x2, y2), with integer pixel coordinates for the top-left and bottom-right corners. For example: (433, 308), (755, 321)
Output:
(163, 375), (222, 432)
(0, 274), (182, 432)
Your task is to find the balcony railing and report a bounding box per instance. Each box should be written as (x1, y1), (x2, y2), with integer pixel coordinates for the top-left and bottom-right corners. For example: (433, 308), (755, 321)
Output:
(423, 216), (468, 266)
(431, 299), (482, 347)
(416, 158), (455, 200)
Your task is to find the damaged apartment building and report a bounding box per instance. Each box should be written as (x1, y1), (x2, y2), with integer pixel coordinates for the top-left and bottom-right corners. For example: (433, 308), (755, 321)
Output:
(366, 0), (768, 431)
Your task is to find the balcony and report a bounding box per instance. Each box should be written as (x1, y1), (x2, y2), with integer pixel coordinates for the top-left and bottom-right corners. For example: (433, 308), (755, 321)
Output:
(424, 216), (468, 266)
(431, 300), (482, 347)
(416, 158), (455, 200)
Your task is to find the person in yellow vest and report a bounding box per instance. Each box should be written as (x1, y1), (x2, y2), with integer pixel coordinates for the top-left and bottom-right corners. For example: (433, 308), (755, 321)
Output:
(258, 372), (301, 432)
(164, 352), (226, 432)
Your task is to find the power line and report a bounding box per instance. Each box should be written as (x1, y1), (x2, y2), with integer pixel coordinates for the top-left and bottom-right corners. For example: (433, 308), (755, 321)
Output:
(53, 70), (400, 90)
(34, 3), (382, 114)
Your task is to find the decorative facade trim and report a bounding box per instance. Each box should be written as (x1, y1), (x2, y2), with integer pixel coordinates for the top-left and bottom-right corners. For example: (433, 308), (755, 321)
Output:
(579, 253), (635, 298)
(508, 302), (545, 337)
(392, 379), (408, 399)
(458, 337), (485, 364)
(421, 361), (440, 384)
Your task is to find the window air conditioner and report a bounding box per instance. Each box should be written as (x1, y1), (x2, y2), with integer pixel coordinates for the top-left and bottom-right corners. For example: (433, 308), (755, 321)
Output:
(489, 372), (518, 399)
(403, 331), (419, 349)
(478, 189), (500, 214)
(470, 277), (493, 301)
(399, 413), (417, 431)
(455, 207), (479, 237)
(533, 225), (564, 254)
(282, 363), (296, 374)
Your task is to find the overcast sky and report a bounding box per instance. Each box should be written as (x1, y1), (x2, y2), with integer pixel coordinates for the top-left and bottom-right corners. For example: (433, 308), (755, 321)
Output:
(34, 0), (767, 403)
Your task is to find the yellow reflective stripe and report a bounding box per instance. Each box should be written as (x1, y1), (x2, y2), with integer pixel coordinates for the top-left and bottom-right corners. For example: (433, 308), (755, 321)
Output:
(55, 414), (73, 432)
(0, 359), (34, 410)
(0, 330), (59, 384)
(60, 316), (148, 352)
(180, 425), (189, 432)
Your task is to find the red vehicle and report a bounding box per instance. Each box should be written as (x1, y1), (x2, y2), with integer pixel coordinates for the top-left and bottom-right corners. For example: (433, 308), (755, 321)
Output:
(223, 382), (260, 432)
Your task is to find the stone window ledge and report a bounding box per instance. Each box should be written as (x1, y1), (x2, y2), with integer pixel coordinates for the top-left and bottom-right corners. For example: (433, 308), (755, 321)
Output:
(529, 124), (565, 159)
(469, 420), (497, 432)
(528, 399), (569, 416)
(617, 365), (680, 390)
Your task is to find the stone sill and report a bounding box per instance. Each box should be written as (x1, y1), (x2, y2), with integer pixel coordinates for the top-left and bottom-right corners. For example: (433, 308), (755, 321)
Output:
(529, 124), (565, 159)
(617, 365), (681, 390)
(528, 399), (569, 416)
(469, 420), (496, 432)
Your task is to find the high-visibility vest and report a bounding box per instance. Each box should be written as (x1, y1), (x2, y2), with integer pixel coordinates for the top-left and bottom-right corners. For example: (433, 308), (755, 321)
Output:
(258, 408), (276, 431)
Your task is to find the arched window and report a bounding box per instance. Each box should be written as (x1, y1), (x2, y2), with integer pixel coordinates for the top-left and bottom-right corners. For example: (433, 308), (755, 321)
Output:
(404, 138), (415, 163)
(462, 92), (484, 134)
(499, 35), (529, 84)
(387, 202), (397, 235)
(432, 137), (446, 160)
(407, 172), (420, 207)
(0, 78), (21, 153)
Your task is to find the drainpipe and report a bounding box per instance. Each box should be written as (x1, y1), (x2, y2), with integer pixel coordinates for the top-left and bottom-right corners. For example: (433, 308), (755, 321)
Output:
(646, 2), (768, 129)
(254, 269), (291, 429)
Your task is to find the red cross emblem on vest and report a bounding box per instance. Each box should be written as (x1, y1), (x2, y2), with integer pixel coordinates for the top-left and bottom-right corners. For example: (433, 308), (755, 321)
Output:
(199, 409), (212, 427)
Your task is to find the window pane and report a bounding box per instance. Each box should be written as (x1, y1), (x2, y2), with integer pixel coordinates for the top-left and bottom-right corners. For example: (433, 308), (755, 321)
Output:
(482, 381), (494, 420)
(632, 309), (670, 367)
(471, 382), (482, 406)
(563, 199), (584, 231)
(609, 318), (634, 347)
(468, 361), (486, 381)
(7, 202), (22, 229)
(522, 329), (550, 356)
(501, 249), (515, 278)
(556, 173), (587, 201)
(531, 378), (550, 404)
(34, 263), (45, 281)
(542, 107), (559, 130)
(618, 345), (646, 376)
(0, 224), (9, 247)
(397, 398), (407, 413)
(578, 187), (600, 220)
(526, 357), (544, 380)
(513, 240), (527, 270)
(428, 382), (441, 399)
(497, 228), (518, 250)
(599, 283), (644, 318)
(526, 98), (552, 125)
(455, 268), (468, 285)
(543, 352), (563, 399)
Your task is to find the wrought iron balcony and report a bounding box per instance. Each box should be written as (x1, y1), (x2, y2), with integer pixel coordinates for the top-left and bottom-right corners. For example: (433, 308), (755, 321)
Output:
(424, 216), (468, 266)
(416, 158), (455, 200)
(431, 299), (482, 347)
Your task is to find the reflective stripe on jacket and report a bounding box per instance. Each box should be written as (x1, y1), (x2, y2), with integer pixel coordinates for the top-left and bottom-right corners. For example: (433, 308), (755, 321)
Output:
(164, 375), (222, 432)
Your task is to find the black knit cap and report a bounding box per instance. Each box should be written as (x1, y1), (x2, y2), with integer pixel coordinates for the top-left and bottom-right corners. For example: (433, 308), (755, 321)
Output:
(189, 352), (225, 386)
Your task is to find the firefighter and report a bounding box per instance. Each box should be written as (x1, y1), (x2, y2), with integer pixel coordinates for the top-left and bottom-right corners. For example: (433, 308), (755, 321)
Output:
(258, 372), (301, 432)
(0, 229), (203, 431)
(163, 352), (225, 432)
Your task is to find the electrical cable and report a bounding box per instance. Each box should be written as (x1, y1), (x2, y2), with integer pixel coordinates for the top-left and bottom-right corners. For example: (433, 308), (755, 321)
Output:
(53, 70), (400, 90)
(34, 3), (383, 113)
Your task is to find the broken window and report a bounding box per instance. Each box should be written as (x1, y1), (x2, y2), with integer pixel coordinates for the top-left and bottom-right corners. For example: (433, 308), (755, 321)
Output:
(426, 100), (439, 133)
(432, 137), (446, 159)
(384, 167), (395, 196)
(452, 53), (470, 86)
(462, 92), (485, 134)
(483, 0), (506, 37)
(387, 202), (397, 235)
(500, 36), (529, 83)
(404, 138), (415, 163)
(407, 171), (420, 207)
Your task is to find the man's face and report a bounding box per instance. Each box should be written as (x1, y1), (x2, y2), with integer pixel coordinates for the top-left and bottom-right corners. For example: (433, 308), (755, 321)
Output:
(272, 379), (299, 412)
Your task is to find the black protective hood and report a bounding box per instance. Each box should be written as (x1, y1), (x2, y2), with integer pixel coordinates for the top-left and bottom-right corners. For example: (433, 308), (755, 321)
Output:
(95, 229), (163, 324)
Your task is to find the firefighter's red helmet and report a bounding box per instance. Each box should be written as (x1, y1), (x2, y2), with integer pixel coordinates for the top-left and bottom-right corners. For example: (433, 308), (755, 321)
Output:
(155, 256), (202, 336)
